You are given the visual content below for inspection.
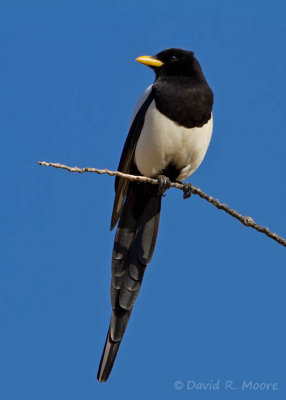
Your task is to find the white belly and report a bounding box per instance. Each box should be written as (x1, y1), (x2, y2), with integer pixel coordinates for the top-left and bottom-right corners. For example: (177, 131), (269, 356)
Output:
(134, 100), (213, 181)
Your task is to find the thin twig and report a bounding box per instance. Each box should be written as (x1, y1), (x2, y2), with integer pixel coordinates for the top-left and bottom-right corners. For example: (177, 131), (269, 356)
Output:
(37, 161), (286, 248)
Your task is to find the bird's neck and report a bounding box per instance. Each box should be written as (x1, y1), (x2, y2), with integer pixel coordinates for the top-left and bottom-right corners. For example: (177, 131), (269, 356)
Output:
(153, 77), (213, 129)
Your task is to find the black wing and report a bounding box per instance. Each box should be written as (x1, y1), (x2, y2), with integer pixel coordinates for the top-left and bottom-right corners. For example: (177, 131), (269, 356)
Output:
(110, 88), (154, 230)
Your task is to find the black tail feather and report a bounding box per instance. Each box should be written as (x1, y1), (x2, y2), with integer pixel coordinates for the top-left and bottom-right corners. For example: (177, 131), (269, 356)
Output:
(97, 182), (161, 382)
(97, 330), (121, 382)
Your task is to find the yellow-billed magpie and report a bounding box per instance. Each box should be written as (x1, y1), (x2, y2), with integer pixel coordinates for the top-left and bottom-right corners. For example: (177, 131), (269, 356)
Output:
(97, 48), (213, 382)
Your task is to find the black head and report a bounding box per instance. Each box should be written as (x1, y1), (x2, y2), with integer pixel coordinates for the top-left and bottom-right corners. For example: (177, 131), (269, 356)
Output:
(136, 48), (205, 82)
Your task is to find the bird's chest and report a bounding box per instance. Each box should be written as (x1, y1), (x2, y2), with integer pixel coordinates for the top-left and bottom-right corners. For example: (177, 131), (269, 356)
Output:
(134, 100), (213, 180)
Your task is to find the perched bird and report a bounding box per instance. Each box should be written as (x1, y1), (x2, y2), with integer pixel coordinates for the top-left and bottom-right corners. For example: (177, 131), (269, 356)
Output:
(97, 48), (213, 382)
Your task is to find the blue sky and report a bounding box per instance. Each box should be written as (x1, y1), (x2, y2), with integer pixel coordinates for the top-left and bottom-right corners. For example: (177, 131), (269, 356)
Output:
(1, 0), (286, 399)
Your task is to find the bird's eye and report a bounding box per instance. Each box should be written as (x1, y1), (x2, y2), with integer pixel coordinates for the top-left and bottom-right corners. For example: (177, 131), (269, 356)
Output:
(171, 55), (177, 61)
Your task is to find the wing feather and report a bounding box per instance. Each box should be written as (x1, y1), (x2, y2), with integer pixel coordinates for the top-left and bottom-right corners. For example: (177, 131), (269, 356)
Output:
(110, 87), (154, 230)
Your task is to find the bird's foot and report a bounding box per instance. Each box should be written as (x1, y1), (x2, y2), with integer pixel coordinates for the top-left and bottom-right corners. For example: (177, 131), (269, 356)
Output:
(182, 183), (193, 199)
(157, 175), (171, 195)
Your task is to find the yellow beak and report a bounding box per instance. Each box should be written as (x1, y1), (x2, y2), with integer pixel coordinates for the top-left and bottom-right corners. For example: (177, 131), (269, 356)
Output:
(135, 56), (163, 68)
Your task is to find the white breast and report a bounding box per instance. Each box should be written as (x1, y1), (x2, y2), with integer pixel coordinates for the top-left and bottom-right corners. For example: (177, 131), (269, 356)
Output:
(134, 100), (213, 181)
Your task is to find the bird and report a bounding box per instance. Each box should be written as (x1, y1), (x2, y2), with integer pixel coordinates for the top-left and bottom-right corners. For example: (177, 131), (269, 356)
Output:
(97, 48), (214, 382)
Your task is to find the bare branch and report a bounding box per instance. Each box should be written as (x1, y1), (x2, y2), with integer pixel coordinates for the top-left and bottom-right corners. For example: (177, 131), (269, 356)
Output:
(38, 161), (286, 248)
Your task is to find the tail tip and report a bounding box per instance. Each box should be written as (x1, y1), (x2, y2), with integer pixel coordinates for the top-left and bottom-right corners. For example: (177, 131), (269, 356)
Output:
(97, 331), (121, 383)
(97, 372), (107, 383)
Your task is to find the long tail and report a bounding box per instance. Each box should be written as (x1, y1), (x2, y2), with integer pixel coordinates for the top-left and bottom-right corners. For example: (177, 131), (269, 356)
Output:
(97, 182), (161, 382)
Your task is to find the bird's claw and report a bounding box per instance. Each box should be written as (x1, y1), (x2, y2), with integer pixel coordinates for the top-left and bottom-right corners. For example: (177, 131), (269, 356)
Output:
(183, 183), (193, 199)
(157, 175), (171, 195)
